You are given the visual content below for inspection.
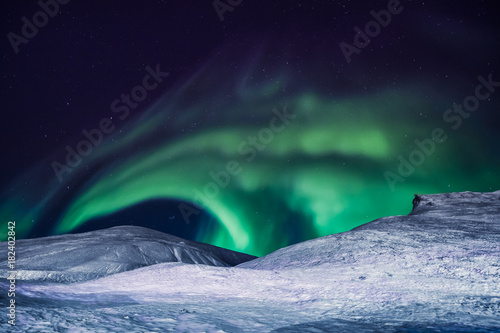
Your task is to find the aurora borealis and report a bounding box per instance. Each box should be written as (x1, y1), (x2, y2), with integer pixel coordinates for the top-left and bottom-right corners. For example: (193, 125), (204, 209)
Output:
(1, 1), (499, 256)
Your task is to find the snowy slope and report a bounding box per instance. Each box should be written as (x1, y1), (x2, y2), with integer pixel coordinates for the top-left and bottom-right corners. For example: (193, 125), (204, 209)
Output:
(1, 191), (499, 332)
(0, 225), (256, 283)
(238, 190), (500, 271)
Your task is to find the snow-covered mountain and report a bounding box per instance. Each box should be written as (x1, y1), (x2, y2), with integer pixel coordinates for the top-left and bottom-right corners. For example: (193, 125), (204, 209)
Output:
(0, 225), (256, 283)
(238, 190), (500, 271)
(1, 191), (499, 332)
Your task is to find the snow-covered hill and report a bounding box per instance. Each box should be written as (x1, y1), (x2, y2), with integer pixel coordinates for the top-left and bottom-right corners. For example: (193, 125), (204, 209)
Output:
(1, 191), (499, 332)
(0, 225), (256, 283)
(238, 190), (500, 271)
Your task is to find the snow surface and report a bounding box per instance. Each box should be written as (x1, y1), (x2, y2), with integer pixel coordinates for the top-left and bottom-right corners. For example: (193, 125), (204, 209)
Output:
(0, 225), (256, 283)
(1, 191), (499, 332)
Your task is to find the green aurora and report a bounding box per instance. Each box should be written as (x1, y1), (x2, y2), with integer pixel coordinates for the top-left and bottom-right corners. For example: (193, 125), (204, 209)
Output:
(1, 52), (499, 257)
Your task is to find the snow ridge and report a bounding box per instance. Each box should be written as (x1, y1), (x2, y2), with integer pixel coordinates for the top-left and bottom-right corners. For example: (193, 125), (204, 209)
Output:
(0, 225), (256, 283)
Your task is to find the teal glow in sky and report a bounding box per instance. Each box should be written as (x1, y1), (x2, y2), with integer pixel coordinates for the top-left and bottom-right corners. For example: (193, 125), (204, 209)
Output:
(1, 45), (499, 256)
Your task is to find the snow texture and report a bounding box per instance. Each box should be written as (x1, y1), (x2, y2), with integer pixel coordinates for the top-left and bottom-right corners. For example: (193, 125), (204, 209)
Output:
(1, 191), (499, 332)
(0, 225), (256, 283)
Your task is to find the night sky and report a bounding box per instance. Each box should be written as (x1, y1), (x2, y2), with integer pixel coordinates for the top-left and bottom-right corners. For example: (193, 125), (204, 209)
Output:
(1, 0), (499, 256)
